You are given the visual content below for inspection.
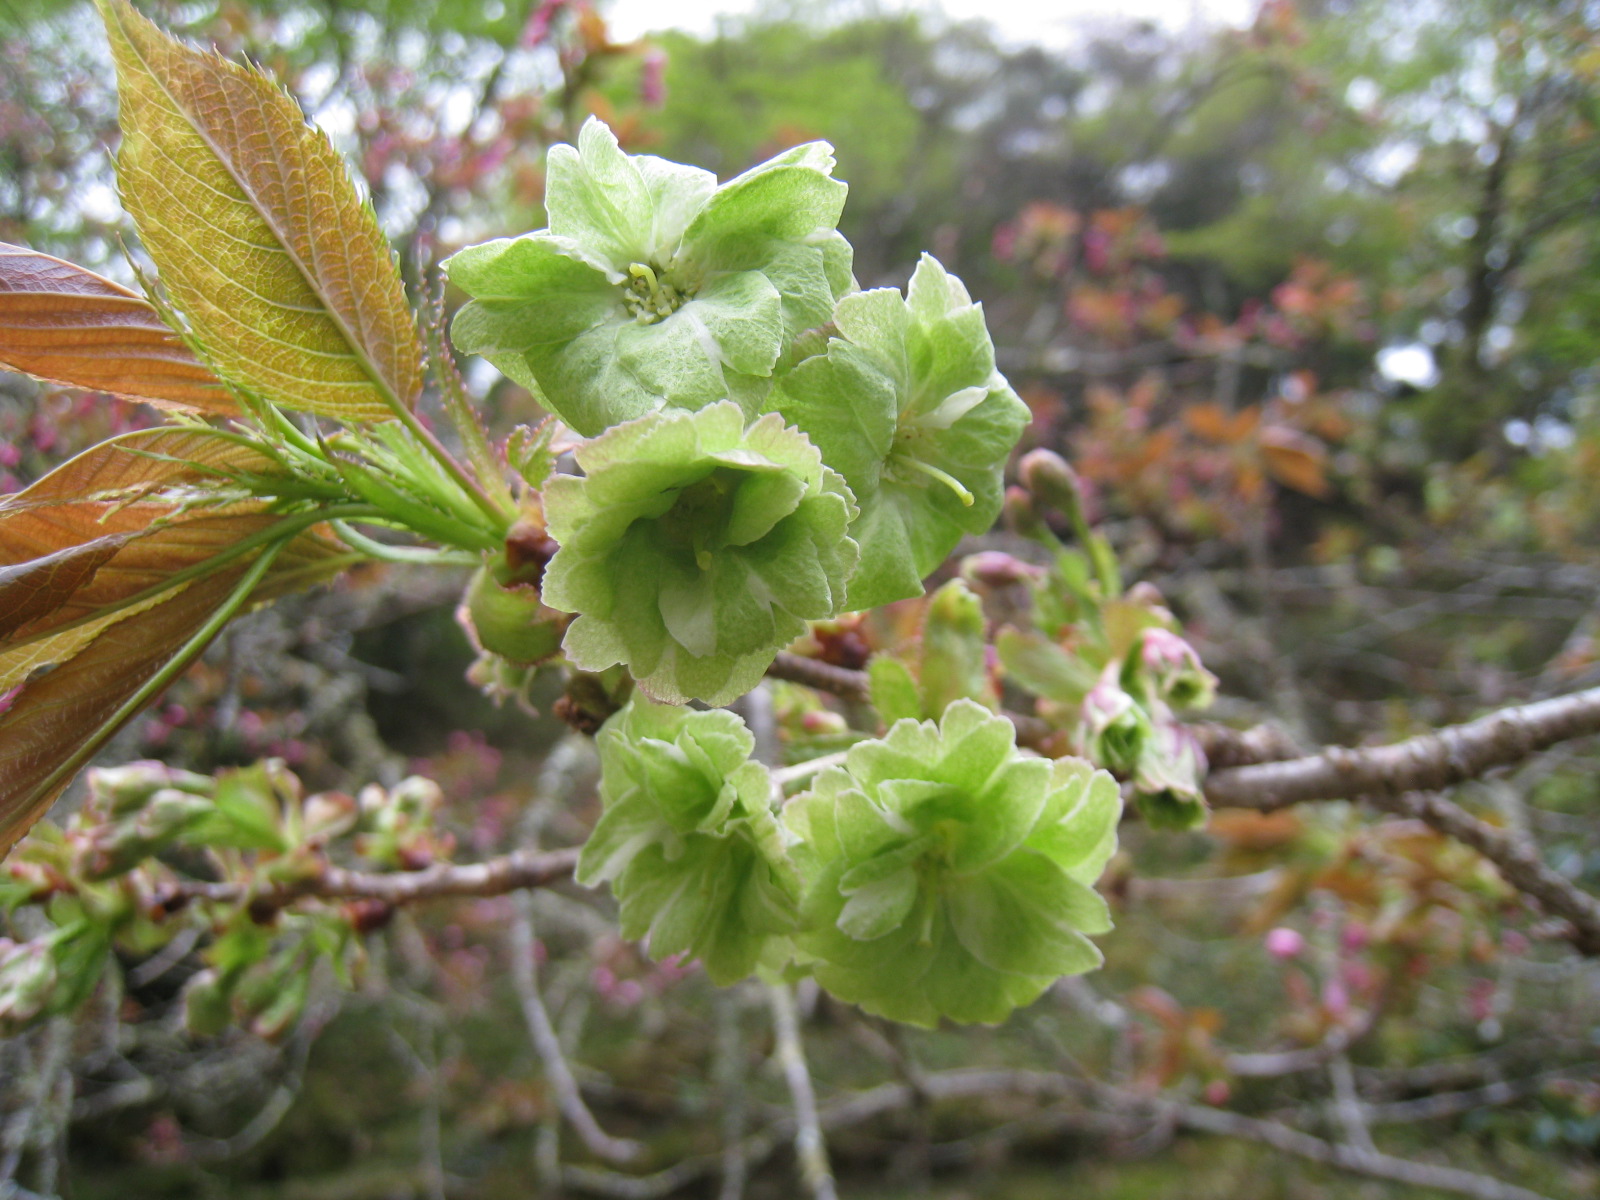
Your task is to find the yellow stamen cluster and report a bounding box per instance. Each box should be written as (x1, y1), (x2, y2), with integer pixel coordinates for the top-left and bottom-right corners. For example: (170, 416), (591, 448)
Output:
(624, 261), (697, 324)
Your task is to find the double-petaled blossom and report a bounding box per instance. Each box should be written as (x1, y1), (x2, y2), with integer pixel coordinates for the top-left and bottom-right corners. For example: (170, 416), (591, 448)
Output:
(577, 700), (799, 983)
(447, 118), (852, 436)
(769, 255), (1030, 608)
(784, 700), (1120, 1027)
(540, 402), (858, 705)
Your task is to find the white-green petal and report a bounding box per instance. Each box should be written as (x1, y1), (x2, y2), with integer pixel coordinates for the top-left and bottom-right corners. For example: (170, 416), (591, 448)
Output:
(690, 270), (786, 376)
(545, 119), (657, 268)
(837, 866), (918, 940)
(769, 340), (897, 493)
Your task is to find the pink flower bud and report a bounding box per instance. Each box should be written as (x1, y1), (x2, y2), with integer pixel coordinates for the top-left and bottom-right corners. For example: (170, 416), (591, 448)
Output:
(1321, 979), (1350, 1018)
(961, 551), (1044, 588)
(1019, 448), (1083, 518)
(1133, 628), (1216, 710)
(640, 50), (667, 107)
(1264, 927), (1305, 960)
(1339, 921), (1370, 954)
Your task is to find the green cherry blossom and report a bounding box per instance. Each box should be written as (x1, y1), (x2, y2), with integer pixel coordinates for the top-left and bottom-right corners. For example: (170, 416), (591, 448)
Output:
(784, 700), (1120, 1027)
(577, 700), (799, 984)
(540, 402), (858, 706)
(770, 254), (1030, 609)
(446, 118), (853, 436)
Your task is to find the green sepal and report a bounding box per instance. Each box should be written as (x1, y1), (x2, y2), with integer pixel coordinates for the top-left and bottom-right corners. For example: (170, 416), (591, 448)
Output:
(462, 564), (567, 667)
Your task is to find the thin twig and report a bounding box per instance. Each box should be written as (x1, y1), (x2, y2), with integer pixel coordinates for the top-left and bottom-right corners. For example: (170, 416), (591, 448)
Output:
(175, 845), (579, 911)
(1276, 1067), (1591, 1128)
(0, 1020), (71, 1194)
(1204, 686), (1600, 811)
(765, 983), (837, 1200)
(1328, 1053), (1376, 1154)
(1368, 790), (1600, 955)
(766, 653), (869, 703)
(510, 892), (642, 1165)
(1160, 1097), (1555, 1200)
(186, 1023), (316, 1164)
(1225, 1004), (1379, 1078)
(126, 926), (200, 987)
(379, 1006), (447, 1200)
(1191, 721), (1303, 769)
(714, 986), (748, 1200)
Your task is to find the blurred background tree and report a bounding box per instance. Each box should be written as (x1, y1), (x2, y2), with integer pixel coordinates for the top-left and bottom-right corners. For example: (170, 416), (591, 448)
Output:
(3, 1), (1599, 1198)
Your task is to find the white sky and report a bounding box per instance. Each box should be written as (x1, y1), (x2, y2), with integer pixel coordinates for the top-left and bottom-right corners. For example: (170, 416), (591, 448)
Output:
(607, 0), (1260, 50)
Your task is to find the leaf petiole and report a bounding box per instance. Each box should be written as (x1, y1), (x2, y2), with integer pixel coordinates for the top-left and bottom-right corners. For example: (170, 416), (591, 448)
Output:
(329, 521), (481, 566)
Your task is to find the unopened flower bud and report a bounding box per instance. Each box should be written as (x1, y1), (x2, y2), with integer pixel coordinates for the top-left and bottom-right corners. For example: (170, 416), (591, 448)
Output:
(88, 761), (212, 817)
(390, 776), (444, 819)
(961, 550), (1044, 588)
(0, 939), (57, 1031)
(303, 791), (359, 843)
(1128, 627), (1217, 711)
(1076, 673), (1151, 774)
(460, 564), (569, 667)
(1124, 581), (1168, 610)
(1003, 485), (1049, 541)
(343, 898), (396, 935)
(1019, 448), (1084, 520)
(1264, 927), (1306, 960)
(357, 783), (388, 819)
(78, 786), (210, 880)
(800, 709), (848, 736)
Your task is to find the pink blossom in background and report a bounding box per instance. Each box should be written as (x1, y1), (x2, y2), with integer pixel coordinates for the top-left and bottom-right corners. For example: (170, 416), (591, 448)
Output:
(1264, 927), (1305, 960)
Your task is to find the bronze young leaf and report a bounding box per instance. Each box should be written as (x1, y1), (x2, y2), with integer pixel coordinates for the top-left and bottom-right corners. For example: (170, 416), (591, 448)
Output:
(0, 243), (236, 415)
(0, 433), (349, 858)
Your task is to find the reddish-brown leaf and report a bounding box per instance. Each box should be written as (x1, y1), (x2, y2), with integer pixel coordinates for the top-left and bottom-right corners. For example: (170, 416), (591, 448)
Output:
(0, 430), (286, 648)
(0, 522), (347, 858)
(0, 539), (131, 640)
(0, 243), (236, 414)
(0, 570), (242, 856)
(1184, 402), (1261, 445)
(1259, 426), (1331, 498)
(1, 427), (277, 515)
(0, 425), (351, 855)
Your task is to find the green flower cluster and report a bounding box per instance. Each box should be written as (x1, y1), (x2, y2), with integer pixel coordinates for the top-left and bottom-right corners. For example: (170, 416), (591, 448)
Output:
(541, 402), (857, 705)
(580, 699), (1121, 1026)
(785, 701), (1120, 1026)
(448, 120), (1029, 705)
(577, 699), (799, 984)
